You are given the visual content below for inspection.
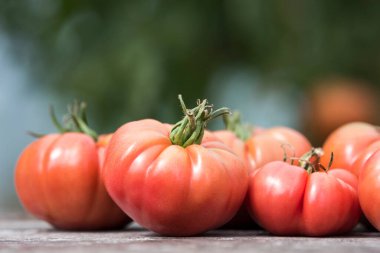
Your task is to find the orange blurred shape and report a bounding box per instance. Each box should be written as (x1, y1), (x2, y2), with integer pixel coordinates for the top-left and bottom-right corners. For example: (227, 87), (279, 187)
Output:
(303, 77), (379, 144)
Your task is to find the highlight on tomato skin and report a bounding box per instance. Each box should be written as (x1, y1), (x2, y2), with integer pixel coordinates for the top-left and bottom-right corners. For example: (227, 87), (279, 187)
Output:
(14, 102), (131, 230)
(321, 122), (380, 177)
(103, 96), (249, 236)
(246, 148), (361, 236)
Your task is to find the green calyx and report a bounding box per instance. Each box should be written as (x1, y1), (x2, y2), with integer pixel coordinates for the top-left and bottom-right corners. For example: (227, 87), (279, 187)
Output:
(29, 101), (98, 141)
(223, 111), (252, 141)
(298, 147), (325, 174)
(170, 95), (230, 148)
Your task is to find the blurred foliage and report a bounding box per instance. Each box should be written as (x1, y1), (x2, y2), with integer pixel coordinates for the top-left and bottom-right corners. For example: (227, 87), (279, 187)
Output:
(1, 0), (380, 131)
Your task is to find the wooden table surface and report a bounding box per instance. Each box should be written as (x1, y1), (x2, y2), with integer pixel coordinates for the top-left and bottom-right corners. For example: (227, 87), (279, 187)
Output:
(0, 214), (379, 253)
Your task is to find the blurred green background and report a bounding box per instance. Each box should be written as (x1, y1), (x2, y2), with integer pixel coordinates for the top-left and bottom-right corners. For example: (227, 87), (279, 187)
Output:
(1, 0), (379, 212)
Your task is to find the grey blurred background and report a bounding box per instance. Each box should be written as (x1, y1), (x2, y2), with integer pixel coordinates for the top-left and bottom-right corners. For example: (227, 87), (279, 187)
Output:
(1, 0), (379, 213)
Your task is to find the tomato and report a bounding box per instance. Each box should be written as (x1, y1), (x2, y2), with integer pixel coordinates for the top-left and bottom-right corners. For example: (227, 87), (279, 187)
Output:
(358, 149), (380, 230)
(321, 122), (380, 177)
(103, 97), (248, 236)
(247, 149), (361, 236)
(14, 103), (130, 230)
(302, 78), (378, 145)
(320, 122), (380, 231)
(214, 114), (311, 229)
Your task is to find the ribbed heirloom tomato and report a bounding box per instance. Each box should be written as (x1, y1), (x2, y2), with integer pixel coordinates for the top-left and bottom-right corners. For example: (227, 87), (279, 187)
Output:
(322, 122), (380, 231)
(15, 103), (130, 230)
(214, 113), (311, 228)
(103, 96), (248, 236)
(247, 148), (361, 236)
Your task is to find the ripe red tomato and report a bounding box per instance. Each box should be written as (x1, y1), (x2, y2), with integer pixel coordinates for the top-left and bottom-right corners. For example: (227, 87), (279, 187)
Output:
(358, 149), (380, 230)
(104, 97), (248, 236)
(104, 119), (248, 236)
(15, 133), (130, 230)
(247, 150), (361, 236)
(15, 103), (130, 230)
(321, 122), (380, 176)
(214, 114), (312, 229)
(321, 122), (380, 231)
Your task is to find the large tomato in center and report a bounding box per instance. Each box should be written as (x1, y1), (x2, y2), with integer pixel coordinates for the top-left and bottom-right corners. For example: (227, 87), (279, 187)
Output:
(104, 97), (248, 236)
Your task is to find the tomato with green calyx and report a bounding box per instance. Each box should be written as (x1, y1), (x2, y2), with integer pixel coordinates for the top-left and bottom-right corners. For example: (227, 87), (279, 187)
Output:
(15, 102), (130, 230)
(104, 95), (248, 236)
(247, 148), (360, 236)
(214, 112), (311, 229)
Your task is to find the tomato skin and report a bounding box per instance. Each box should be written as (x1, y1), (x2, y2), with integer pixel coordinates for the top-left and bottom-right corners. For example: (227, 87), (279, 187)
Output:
(352, 141), (380, 177)
(246, 127), (312, 171)
(213, 130), (247, 166)
(215, 127), (312, 173)
(247, 161), (360, 236)
(15, 133), (130, 230)
(97, 133), (114, 172)
(358, 150), (380, 230)
(212, 132), (257, 230)
(321, 122), (380, 176)
(104, 119), (248, 236)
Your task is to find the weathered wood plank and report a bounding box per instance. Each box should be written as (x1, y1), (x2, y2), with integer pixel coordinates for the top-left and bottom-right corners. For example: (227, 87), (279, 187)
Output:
(0, 215), (379, 253)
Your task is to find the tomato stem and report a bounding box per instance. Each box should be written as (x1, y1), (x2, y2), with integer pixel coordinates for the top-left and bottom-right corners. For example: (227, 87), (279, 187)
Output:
(69, 101), (99, 141)
(27, 131), (46, 138)
(50, 105), (68, 133)
(223, 112), (252, 141)
(28, 102), (99, 141)
(34, 101), (99, 141)
(327, 152), (334, 170)
(281, 143), (296, 164)
(298, 147), (324, 174)
(170, 95), (230, 148)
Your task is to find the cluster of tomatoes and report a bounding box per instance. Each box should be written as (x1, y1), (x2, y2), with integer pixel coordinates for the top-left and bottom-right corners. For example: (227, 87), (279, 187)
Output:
(14, 96), (380, 236)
